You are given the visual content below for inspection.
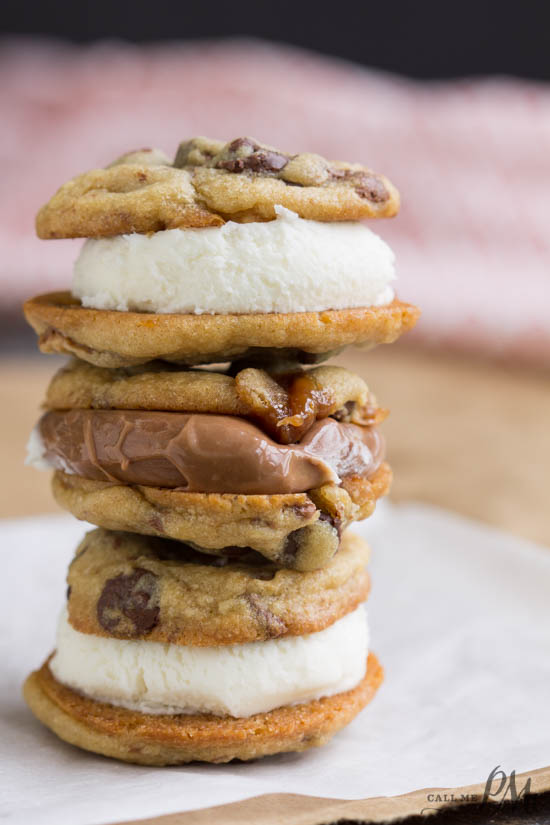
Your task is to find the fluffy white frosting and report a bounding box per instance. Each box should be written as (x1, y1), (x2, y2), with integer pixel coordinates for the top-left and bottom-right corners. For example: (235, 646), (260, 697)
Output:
(72, 207), (395, 314)
(50, 605), (368, 718)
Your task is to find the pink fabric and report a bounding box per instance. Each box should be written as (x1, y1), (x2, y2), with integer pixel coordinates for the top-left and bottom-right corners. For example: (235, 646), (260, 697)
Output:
(2, 38), (550, 363)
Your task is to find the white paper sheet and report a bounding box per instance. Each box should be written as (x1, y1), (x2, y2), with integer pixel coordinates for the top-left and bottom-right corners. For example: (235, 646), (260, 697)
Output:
(1, 502), (549, 825)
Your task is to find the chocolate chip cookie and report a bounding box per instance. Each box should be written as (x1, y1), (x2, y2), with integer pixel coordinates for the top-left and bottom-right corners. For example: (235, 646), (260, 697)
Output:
(24, 291), (420, 368)
(36, 136), (400, 239)
(66, 528), (370, 645)
(51, 464), (391, 571)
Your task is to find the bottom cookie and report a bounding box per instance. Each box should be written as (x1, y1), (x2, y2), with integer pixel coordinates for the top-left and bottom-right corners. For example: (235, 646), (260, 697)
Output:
(23, 653), (383, 765)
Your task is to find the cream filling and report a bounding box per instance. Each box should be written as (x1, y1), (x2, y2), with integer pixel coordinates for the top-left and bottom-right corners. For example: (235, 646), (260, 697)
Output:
(50, 605), (368, 718)
(24, 426), (51, 471)
(72, 206), (395, 314)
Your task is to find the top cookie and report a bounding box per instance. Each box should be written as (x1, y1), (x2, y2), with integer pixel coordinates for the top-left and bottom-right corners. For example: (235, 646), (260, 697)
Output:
(36, 137), (400, 239)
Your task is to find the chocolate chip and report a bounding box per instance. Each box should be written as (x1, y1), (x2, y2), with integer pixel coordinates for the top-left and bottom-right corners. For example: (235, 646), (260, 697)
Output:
(244, 593), (286, 638)
(248, 151), (289, 173)
(218, 150), (289, 175)
(330, 167), (361, 181)
(284, 530), (300, 555)
(280, 513), (342, 569)
(354, 174), (389, 203)
(280, 528), (302, 564)
(330, 168), (389, 203)
(218, 157), (245, 172)
(97, 568), (160, 637)
(66, 585), (72, 601)
(319, 511), (343, 539)
(227, 137), (258, 153)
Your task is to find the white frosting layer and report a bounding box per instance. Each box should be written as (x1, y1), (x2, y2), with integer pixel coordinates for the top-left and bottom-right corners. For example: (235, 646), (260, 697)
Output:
(72, 207), (395, 314)
(50, 605), (368, 718)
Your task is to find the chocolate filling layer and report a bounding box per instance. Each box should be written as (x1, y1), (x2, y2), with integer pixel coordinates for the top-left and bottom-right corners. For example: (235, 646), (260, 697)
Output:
(38, 411), (384, 495)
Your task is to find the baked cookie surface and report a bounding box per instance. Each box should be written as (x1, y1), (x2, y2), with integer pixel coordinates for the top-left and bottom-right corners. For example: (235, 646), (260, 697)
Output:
(23, 652), (382, 764)
(44, 360), (385, 444)
(52, 463), (392, 570)
(66, 528), (370, 645)
(24, 291), (420, 368)
(36, 136), (399, 239)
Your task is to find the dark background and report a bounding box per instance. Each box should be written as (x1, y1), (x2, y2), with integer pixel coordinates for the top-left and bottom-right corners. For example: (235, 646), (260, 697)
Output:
(2, 0), (548, 80)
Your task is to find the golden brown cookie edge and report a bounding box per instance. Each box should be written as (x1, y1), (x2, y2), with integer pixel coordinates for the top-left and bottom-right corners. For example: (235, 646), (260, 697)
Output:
(24, 292), (421, 367)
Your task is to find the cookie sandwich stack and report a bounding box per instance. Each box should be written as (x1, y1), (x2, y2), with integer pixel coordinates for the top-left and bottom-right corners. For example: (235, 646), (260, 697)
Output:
(23, 137), (419, 764)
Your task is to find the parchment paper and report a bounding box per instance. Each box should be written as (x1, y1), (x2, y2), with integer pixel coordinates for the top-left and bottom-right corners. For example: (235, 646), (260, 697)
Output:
(2, 502), (549, 825)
